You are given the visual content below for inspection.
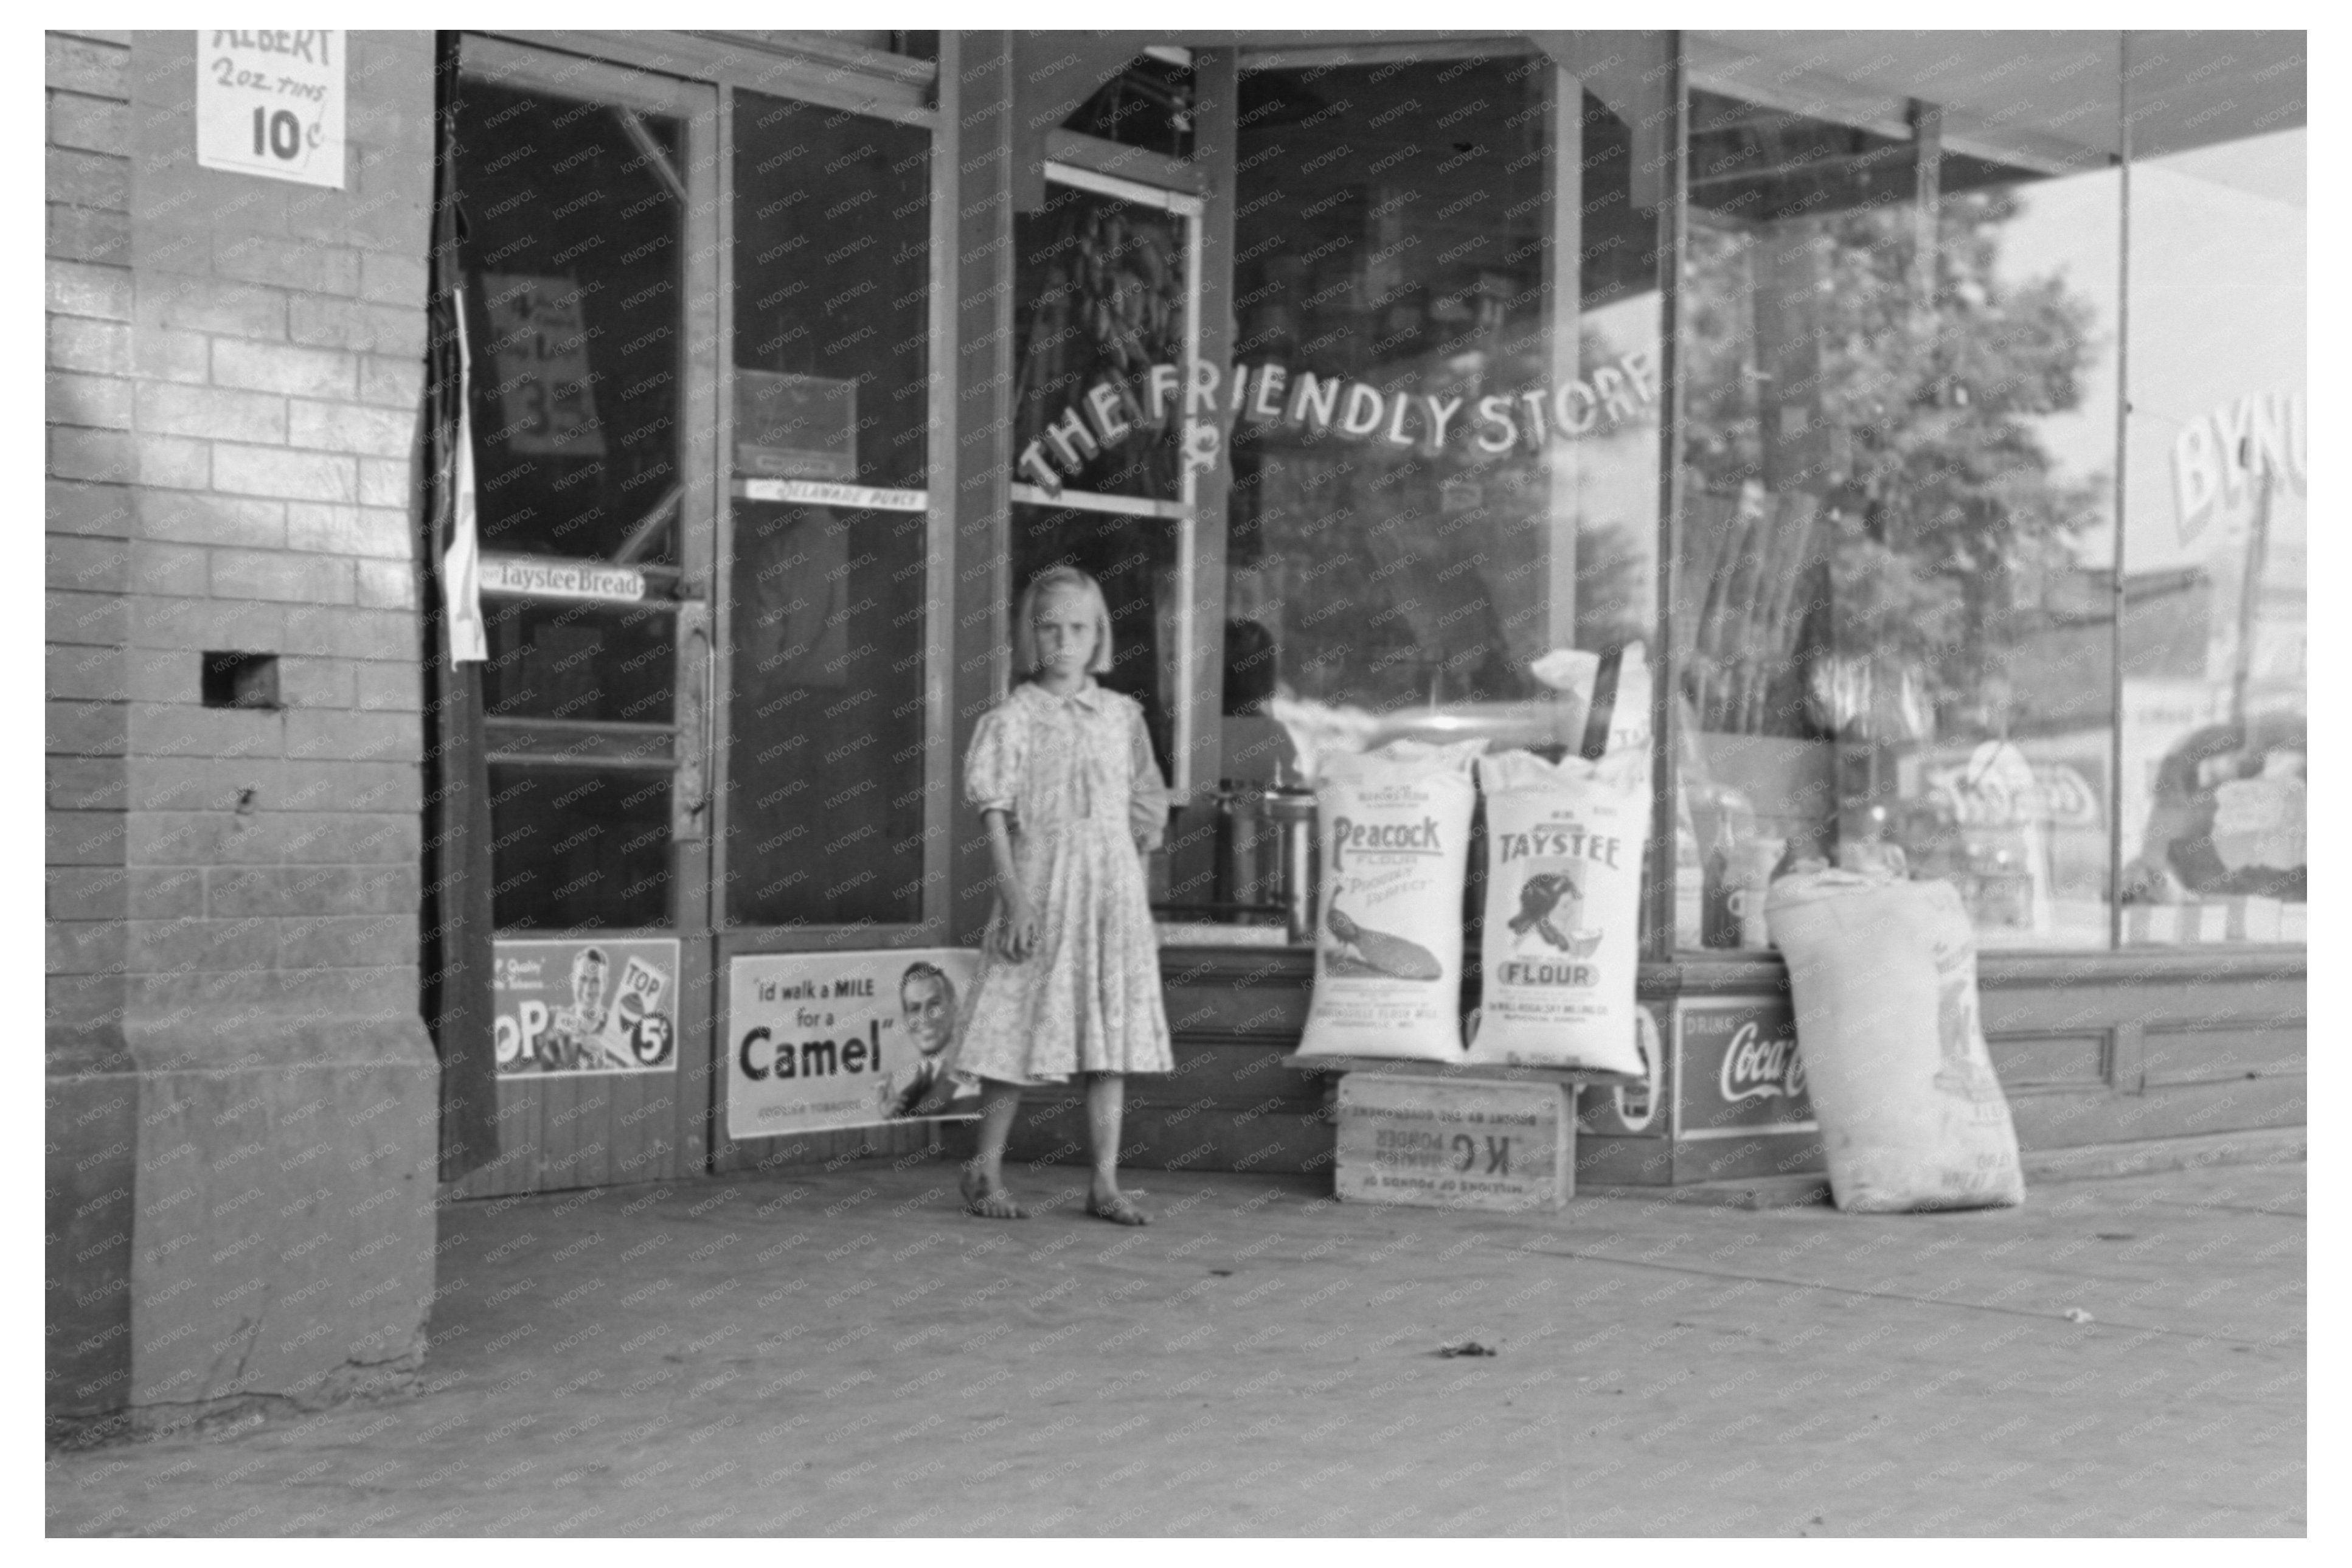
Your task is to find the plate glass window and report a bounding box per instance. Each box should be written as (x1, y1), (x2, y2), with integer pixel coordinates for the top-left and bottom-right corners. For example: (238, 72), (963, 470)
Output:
(1010, 169), (1199, 781)
(1676, 91), (2123, 950)
(1221, 57), (1662, 730)
(725, 92), (934, 928)
(2118, 127), (2305, 944)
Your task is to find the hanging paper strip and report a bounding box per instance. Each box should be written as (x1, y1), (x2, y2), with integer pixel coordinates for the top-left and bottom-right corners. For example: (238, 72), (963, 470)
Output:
(442, 293), (487, 664)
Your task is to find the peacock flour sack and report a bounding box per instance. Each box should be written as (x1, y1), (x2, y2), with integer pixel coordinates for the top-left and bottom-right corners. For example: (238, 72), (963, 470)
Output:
(1292, 739), (1483, 1063)
(1766, 868), (2025, 1212)
(1464, 746), (1650, 1076)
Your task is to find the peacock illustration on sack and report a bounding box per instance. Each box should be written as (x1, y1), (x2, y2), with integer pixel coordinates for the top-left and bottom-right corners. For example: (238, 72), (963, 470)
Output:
(1322, 887), (1445, 980)
(1505, 866), (1603, 957)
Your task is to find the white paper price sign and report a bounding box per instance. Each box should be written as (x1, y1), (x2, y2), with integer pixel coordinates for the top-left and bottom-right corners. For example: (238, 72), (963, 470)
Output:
(195, 30), (345, 189)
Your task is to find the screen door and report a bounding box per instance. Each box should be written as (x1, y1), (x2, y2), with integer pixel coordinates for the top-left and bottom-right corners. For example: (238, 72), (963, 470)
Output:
(445, 37), (720, 1196)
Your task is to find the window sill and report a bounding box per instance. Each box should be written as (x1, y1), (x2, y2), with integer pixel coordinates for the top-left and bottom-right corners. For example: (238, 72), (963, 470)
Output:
(1152, 942), (2309, 994)
(1646, 944), (2308, 995)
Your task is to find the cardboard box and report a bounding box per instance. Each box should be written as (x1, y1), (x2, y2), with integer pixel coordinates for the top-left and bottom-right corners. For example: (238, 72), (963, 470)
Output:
(2125, 897), (2287, 945)
(734, 369), (857, 479)
(1334, 1073), (1572, 1211)
(2217, 897), (2284, 942)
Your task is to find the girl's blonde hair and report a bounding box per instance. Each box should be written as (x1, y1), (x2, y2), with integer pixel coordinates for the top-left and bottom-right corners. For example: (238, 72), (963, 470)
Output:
(1012, 565), (1114, 676)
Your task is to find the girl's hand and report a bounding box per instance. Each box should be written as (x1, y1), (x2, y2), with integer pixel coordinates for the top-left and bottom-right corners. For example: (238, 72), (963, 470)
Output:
(1001, 893), (1040, 962)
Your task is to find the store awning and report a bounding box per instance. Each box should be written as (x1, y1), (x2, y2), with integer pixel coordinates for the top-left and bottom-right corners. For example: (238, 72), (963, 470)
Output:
(1685, 31), (2305, 172)
(1007, 31), (2304, 210)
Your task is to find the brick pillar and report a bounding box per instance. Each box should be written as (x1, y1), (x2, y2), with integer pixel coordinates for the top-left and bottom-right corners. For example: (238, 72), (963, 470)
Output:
(45, 29), (441, 1436)
(46, 28), (140, 1426)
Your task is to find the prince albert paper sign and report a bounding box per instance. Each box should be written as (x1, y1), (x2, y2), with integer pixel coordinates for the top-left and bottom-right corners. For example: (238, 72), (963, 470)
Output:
(726, 949), (982, 1140)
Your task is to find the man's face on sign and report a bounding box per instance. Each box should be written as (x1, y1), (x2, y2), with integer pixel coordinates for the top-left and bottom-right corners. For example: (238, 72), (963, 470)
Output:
(902, 973), (953, 1056)
(574, 956), (608, 1018)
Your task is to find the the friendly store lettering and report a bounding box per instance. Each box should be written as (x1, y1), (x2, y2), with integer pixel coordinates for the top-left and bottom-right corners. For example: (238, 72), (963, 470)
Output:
(1017, 349), (1659, 494)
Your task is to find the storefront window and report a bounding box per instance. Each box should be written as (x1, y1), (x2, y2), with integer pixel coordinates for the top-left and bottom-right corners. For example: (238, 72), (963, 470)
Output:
(2117, 127), (2306, 945)
(725, 92), (933, 927)
(1010, 170), (1198, 777)
(456, 80), (687, 566)
(1100, 49), (1672, 925)
(1678, 92), (2123, 950)
(1221, 54), (1663, 738)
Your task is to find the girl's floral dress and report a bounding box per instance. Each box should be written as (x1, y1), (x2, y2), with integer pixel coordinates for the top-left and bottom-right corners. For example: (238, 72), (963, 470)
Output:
(946, 680), (1174, 1085)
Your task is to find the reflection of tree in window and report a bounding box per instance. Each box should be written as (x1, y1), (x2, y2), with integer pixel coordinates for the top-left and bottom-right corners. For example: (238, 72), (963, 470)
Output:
(1681, 117), (2105, 745)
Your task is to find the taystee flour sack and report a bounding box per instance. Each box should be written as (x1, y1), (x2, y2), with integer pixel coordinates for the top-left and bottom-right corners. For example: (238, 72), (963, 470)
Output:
(1464, 746), (1650, 1076)
(1766, 867), (2025, 1212)
(1292, 739), (1484, 1063)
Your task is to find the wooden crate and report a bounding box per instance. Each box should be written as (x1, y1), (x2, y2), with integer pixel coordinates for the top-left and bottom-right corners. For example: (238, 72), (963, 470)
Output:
(1334, 1072), (1572, 1211)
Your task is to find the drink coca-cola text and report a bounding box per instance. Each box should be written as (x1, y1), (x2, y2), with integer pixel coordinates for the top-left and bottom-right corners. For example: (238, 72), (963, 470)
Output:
(1718, 1019), (1806, 1103)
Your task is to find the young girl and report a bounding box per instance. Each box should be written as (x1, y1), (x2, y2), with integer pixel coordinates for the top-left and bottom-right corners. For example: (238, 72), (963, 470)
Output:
(947, 566), (1173, 1224)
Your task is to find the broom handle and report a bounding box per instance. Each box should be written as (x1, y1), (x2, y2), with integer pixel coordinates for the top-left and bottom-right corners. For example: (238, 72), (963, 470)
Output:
(2230, 465), (2272, 731)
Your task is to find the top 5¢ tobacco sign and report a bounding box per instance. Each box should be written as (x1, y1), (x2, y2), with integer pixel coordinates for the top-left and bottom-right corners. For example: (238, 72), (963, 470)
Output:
(195, 30), (345, 189)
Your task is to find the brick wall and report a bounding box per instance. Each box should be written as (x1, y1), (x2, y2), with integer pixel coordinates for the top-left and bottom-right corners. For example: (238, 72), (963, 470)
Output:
(47, 30), (434, 1064)
(46, 29), (441, 1429)
(45, 26), (140, 1425)
(46, 30), (139, 1066)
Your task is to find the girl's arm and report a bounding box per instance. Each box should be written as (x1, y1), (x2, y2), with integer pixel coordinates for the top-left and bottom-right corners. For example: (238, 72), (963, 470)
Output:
(1128, 702), (1171, 855)
(965, 705), (1033, 957)
(984, 807), (1038, 960)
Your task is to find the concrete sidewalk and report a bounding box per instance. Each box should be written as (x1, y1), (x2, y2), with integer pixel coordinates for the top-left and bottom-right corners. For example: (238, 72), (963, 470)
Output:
(46, 1153), (2305, 1536)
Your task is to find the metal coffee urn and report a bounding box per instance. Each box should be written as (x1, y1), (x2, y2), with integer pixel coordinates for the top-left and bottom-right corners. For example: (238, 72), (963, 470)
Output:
(1263, 782), (1319, 945)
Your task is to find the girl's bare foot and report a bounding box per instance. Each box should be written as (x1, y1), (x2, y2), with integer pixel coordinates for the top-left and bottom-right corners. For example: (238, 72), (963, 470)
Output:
(1086, 1182), (1148, 1226)
(960, 1168), (1029, 1219)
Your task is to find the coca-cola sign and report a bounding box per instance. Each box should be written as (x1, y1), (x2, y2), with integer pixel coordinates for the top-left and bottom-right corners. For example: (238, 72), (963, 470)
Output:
(1718, 1019), (1806, 1105)
(1603, 1005), (1665, 1134)
(1677, 996), (1816, 1136)
(1921, 740), (2105, 830)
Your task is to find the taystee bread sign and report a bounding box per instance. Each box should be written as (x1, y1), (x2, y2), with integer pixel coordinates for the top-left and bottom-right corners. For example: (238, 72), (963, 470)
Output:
(195, 30), (346, 189)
